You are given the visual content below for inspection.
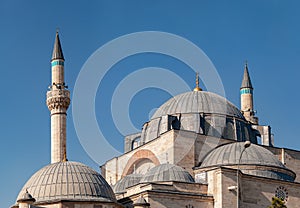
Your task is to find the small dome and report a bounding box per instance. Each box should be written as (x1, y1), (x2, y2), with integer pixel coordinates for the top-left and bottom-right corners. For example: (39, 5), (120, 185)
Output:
(200, 142), (295, 181)
(152, 91), (243, 119)
(113, 173), (143, 194)
(17, 161), (116, 203)
(17, 190), (35, 203)
(140, 163), (194, 183)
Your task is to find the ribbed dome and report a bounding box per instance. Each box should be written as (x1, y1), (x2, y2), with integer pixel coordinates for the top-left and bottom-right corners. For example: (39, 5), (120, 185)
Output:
(17, 161), (116, 203)
(201, 142), (284, 168)
(151, 91), (244, 119)
(200, 142), (295, 181)
(113, 173), (143, 194)
(140, 164), (194, 183)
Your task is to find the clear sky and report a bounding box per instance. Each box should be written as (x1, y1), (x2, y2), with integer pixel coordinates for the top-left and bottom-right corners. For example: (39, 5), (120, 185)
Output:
(1, 1), (300, 207)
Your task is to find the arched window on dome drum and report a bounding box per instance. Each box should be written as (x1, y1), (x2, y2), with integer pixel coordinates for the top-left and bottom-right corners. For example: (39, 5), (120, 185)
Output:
(204, 116), (211, 136)
(171, 116), (180, 130)
(214, 116), (226, 138)
(236, 120), (245, 142)
(244, 126), (250, 141)
(132, 137), (141, 150)
(180, 114), (200, 132)
(204, 115), (222, 138)
(235, 121), (253, 142)
(168, 115), (180, 130)
(222, 119), (235, 140)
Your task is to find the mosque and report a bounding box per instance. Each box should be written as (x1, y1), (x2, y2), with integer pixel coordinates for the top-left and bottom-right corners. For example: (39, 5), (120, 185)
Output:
(13, 32), (300, 208)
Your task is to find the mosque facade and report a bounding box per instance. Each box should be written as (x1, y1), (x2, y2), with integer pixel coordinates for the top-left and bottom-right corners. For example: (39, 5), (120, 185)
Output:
(13, 33), (300, 208)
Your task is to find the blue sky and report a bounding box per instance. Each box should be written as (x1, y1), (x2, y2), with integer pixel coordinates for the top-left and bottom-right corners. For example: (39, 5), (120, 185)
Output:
(1, 1), (300, 207)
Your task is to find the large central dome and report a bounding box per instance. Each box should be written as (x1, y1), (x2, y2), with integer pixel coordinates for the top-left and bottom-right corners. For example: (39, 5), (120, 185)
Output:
(151, 91), (244, 119)
(17, 161), (116, 204)
(140, 91), (255, 144)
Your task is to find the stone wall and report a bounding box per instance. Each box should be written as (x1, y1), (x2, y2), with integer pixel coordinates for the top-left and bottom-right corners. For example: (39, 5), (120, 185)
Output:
(104, 129), (234, 185)
(118, 182), (213, 208)
(103, 130), (176, 185)
(201, 167), (300, 208)
(265, 146), (300, 182)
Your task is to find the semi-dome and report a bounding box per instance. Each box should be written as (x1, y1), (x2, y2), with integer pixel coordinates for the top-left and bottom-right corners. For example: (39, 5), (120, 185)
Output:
(140, 163), (194, 183)
(199, 142), (295, 181)
(17, 161), (116, 203)
(113, 173), (143, 194)
(152, 91), (244, 119)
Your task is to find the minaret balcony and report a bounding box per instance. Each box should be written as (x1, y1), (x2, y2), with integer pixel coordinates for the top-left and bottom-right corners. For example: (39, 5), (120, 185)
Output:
(47, 89), (70, 98)
(46, 89), (70, 111)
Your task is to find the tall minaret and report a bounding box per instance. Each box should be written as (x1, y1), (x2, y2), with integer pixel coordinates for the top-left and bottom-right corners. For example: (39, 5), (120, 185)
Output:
(240, 62), (258, 124)
(46, 31), (70, 163)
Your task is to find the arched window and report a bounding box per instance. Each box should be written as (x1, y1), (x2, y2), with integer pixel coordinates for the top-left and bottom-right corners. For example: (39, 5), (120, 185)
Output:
(131, 137), (141, 150)
(244, 126), (249, 141)
(223, 120), (235, 139)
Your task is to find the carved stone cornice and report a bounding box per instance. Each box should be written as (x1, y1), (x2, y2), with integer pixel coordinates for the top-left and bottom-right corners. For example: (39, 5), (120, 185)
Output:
(46, 90), (70, 111)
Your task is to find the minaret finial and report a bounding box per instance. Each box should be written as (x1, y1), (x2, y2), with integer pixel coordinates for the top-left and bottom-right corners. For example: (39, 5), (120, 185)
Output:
(193, 72), (202, 91)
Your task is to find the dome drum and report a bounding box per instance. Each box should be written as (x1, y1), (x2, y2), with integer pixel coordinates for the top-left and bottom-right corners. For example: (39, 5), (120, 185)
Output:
(137, 91), (257, 147)
(140, 113), (256, 144)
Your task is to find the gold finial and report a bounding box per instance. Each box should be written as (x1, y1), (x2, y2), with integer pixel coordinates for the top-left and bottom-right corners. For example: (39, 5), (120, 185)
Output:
(193, 72), (202, 91)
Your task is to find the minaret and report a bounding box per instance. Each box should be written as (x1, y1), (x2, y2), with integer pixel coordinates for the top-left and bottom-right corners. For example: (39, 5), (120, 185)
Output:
(240, 62), (258, 124)
(46, 31), (70, 163)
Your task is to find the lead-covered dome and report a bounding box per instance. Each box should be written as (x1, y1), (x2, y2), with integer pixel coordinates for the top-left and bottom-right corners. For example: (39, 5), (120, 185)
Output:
(113, 173), (143, 194)
(140, 163), (194, 183)
(152, 91), (243, 119)
(17, 161), (116, 203)
(199, 142), (295, 181)
(140, 91), (256, 144)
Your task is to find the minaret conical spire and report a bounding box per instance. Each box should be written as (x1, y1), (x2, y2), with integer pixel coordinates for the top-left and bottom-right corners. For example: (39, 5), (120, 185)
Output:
(51, 31), (64, 61)
(241, 62), (253, 89)
(47, 31), (70, 164)
(240, 61), (258, 124)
